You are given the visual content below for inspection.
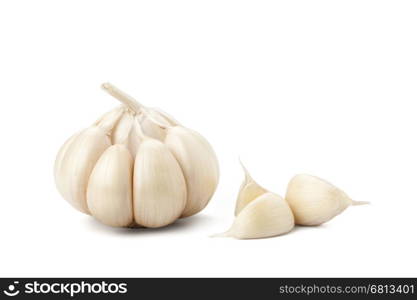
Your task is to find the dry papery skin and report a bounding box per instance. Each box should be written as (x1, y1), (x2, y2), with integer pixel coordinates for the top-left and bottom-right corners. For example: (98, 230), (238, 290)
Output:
(54, 83), (219, 228)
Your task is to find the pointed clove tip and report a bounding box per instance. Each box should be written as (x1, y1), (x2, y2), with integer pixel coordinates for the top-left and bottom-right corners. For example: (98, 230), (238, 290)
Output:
(238, 157), (245, 168)
(238, 157), (249, 175)
(352, 200), (371, 206)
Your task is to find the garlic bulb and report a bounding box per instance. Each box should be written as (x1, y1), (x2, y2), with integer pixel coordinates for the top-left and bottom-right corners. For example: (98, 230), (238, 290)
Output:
(54, 83), (219, 228)
(214, 163), (294, 239)
(215, 193), (295, 239)
(285, 174), (369, 226)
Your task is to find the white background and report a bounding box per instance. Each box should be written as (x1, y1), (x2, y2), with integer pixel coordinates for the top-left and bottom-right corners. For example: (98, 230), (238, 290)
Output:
(0, 0), (416, 277)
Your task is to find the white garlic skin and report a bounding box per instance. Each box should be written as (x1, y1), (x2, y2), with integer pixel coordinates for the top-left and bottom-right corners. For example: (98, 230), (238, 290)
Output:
(110, 109), (173, 157)
(54, 131), (81, 198)
(94, 107), (123, 126)
(221, 193), (294, 239)
(165, 126), (220, 217)
(87, 144), (134, 227)
(139, 108), (172, 141)
(234, 164), (267, 216)
(285, 174), (358, 226)
(133, 139), (187, 228)
(111, 110), (142, 158)
(111, 110), (134, 144)
(235, 181), (266, 216)
(54, 126), (111, 214)
(54, 109), (123, 214)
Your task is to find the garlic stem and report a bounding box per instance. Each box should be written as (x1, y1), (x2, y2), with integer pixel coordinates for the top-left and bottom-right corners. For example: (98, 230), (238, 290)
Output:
(101, 82), (172, 130)
(101, 82), (144, 114)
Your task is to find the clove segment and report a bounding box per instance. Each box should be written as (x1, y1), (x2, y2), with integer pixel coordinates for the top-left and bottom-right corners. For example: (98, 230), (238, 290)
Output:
(214, 162), (294, 239)
(234, 161), (267, 216)
(285, 174), (369, 226)
(54, 108), (123, 214)
(215, 193), (295, 239)
(133, 138), (187, 228)
(165, 126), (220, 217)
(87, 144), (134, 227)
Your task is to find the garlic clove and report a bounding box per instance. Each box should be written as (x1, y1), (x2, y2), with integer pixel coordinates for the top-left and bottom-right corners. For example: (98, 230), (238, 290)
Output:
(235, 161), (268, 216)
(54, 126), (111, 214)
(54, 131), (83, 205)
(133, 138), (187, 228)
(285, 174), (369, 226)
(215, 192), (295, 239)
(112, 110), (134, 144)
(111, 110), (143, 158)
(126, 123), (142, 159)
(140, 109), (171, 141)
(149, 107), (179, 126)
(87, 144), (134, 227)
(93, 106), (123, 126)
(54, 109), (123, 214)
(165, 126), (220, 218)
